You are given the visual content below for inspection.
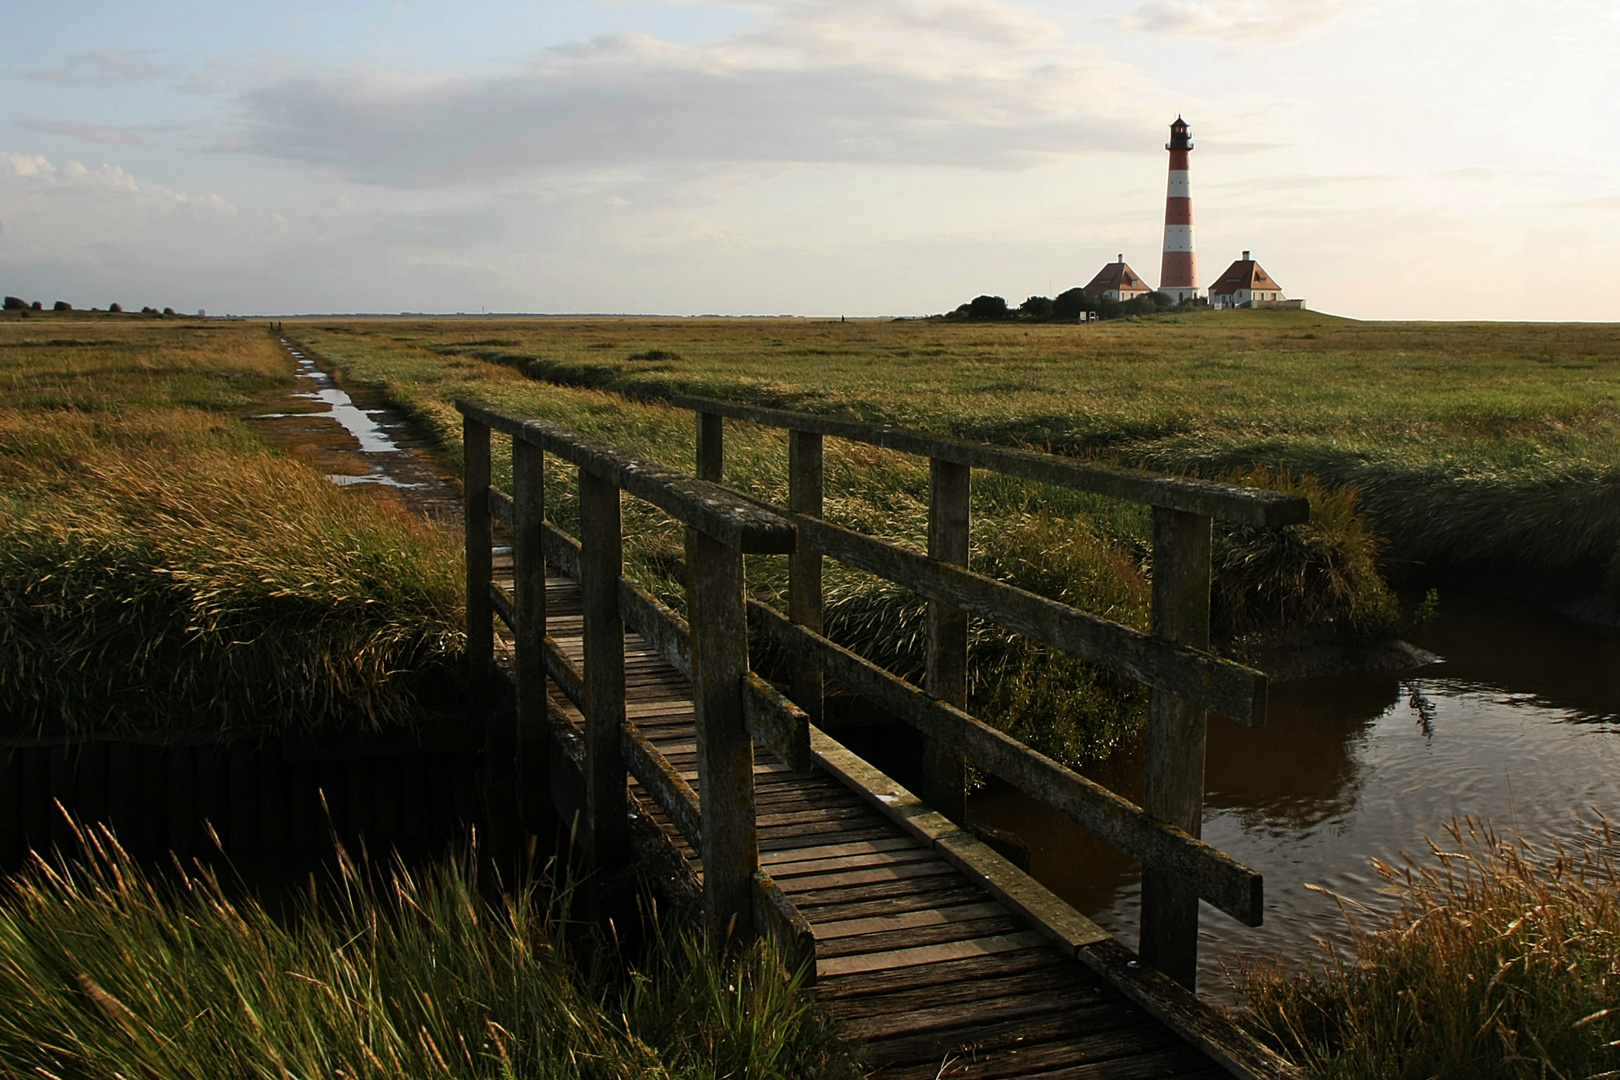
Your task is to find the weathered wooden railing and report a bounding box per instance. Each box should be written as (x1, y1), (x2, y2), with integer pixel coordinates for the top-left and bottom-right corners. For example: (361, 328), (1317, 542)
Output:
(668, 394), (1311, 989)
(459, 399), (816, 968)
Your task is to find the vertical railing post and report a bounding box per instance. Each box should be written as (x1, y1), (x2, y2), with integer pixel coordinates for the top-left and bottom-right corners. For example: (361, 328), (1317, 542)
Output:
(696, 411), (723, 484)
(923, 458), (970, 822)
(513, 435), (549, 838)
(579, 467), (629, 870)
(1140, 506), (1213, 989)
(787, 430), (824, 740)
(464, 416), (494, 720)
(687, 527), (758, 945)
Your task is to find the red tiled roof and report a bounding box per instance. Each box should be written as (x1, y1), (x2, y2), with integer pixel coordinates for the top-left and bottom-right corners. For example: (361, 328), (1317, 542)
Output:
(1084, 261), (1150, 295)
(1209, 258), (1283, 296)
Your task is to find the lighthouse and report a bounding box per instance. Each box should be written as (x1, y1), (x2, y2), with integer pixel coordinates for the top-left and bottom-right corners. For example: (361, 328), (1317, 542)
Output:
(1159, 117), (1201, 303)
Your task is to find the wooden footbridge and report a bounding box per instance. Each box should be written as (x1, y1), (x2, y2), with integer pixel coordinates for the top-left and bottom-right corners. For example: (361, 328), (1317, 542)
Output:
(458, 395), (1310, 1080)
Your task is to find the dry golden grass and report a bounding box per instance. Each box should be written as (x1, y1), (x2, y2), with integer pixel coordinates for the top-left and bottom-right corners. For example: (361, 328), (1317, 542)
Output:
(0, 317), (465, 737)
(1238, 816), (1620, 1079)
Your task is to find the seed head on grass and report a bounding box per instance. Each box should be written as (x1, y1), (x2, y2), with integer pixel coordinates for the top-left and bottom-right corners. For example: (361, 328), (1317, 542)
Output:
(1238, 814), (1620, 1079)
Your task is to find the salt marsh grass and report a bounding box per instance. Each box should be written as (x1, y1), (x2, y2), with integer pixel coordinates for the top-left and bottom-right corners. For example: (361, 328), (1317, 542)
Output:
(0, 319), (464, 737)
(0, 822), (857, 1080)
(1237, 816), (1620, 1079)
(300, 312), (1620, 579)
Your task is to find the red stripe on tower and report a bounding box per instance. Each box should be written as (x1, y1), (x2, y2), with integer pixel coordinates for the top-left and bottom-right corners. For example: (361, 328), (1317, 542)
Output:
(1159, 116), (1201, 303)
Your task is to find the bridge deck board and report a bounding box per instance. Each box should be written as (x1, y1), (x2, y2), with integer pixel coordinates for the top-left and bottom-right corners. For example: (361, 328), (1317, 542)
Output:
(528, 576), (1234, 1080)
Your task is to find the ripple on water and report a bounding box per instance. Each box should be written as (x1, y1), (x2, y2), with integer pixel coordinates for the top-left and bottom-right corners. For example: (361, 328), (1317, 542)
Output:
(970, 591), (1620, 1003)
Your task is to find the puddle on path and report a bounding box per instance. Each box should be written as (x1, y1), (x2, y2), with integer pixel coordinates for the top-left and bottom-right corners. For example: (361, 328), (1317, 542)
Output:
(247, 338), (462, 523)
(970, 592), (1620, 1004)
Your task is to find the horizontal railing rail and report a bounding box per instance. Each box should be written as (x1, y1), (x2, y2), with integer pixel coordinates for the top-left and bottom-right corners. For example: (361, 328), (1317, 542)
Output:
(669, 394), (1309, 527)
(788, 508), (1267, 726)
(749, 601), (1262, 924)
(459, 399), (795, 554)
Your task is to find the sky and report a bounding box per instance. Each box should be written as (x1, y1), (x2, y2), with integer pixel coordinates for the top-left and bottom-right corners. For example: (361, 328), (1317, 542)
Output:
(2, 0), (1618, 320)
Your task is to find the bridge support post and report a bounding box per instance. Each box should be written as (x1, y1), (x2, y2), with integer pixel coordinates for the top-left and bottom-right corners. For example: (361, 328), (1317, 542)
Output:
(687, 528), (759, 946)
(788, 430), (824, 734)
(1140, 506), (1213, 990)
(513, 437), (550, 843)
(464, 417), (494, 721)
(580, 469), (630, 872)
(923, 458), (970, 822)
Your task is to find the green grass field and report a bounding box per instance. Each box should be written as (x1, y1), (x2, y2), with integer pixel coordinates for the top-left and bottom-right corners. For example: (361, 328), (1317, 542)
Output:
(0, 825), (856, 1080)
(299, 310), (1620, 579)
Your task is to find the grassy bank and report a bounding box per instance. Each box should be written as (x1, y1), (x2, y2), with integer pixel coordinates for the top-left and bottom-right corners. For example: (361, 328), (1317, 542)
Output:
(0, 825), (858, 1080)
(284, 317), (1410, 764)
(296, 313), (1620, 583)
(0, 317), (464, 737)
(1237, 816), (1620, 1079)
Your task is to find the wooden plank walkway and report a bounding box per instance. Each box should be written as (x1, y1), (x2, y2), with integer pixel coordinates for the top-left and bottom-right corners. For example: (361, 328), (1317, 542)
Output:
(536, 575), (1237, 1080)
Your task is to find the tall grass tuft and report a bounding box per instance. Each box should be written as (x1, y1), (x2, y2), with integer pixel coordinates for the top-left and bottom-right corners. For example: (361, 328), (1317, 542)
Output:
(1211, 466), (1406, 643)
(0, 410), (464, 737)
(1237, 816), (1620, 1079)
(0, 820), (860, 1080)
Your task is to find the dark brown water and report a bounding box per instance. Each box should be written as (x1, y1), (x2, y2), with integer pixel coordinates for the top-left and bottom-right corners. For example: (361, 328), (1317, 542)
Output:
(970, 593), (1620, 1003)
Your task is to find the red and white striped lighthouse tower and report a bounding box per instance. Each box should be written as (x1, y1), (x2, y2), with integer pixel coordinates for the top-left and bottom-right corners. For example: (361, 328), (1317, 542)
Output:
(1159, 116), (1201, 303)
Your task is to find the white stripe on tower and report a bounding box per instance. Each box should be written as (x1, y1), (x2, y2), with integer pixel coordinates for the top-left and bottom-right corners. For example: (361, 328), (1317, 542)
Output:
(1160, 117), (1200, 300)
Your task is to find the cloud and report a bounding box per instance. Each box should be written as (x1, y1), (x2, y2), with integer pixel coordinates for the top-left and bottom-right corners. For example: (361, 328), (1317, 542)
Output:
(1117, 0), (1349, 42)
(0, 153), (236, 213)
(18, 120), (157, 148)
(1558, 194), (1620, 210)
(234, 0), (1159, 186)
(24, 49), (176, 86)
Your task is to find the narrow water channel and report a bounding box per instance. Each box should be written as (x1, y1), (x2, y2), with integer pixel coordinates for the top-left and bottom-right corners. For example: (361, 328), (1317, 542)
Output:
(970, 593), (1620, 1004)
(247, 337), (461, 521)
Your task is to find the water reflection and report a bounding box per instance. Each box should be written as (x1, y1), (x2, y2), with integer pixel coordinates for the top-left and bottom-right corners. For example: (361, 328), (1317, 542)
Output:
(970, 593), (1620, 1003)
(247, 338), (461, 521)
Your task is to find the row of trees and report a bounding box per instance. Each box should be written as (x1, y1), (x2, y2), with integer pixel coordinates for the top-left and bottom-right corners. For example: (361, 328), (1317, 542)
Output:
(3, 297), (176, 315)
(948, 289), (1203, 322)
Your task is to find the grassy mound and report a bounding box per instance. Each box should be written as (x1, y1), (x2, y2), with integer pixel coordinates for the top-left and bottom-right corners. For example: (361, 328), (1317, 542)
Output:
(0, 825), (859, 1080)
(1238, 816), (1620, 1079)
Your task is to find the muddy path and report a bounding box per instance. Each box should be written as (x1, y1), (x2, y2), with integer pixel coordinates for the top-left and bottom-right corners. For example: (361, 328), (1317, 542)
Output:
(247, 337), (463, 525)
